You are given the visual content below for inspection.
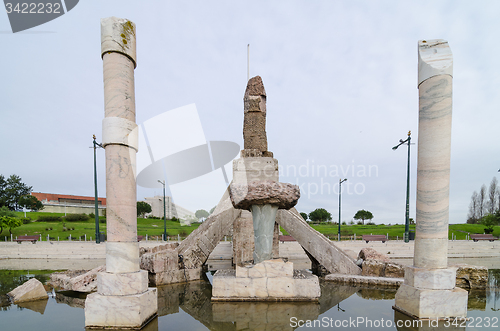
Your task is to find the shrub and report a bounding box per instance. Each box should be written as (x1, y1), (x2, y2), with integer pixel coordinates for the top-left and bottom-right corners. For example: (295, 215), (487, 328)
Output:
(484, 228), (494, 234)
(148, 215), (160, 219)
(89, 213), (95, 219)
(99, 219), (106, 224)
(64, 214), (89, 222)
(38, 215), (62, 222)
(22, 217), (31, 224)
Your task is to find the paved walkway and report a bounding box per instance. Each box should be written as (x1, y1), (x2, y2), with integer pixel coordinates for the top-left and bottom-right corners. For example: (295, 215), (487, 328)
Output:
(2, 239), (499, 270)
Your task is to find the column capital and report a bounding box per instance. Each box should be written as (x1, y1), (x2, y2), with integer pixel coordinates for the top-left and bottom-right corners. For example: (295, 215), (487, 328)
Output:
(101, 17), (137, 68)
(418, 39), (452, 87)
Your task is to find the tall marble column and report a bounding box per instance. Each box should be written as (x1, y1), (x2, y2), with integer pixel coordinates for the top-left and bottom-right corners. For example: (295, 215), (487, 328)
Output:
(394, 39), (467, 319)
(85, 17), (157, 329)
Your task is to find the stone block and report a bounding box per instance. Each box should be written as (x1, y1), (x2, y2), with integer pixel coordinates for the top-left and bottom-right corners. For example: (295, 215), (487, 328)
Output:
(85, 288), (157, 329)
(237, 259), (294, 278)
(232, 157), (278, 184)
(7, 278), (48, 304)
(212, 268), (320, 301)
(106, 242), (140, 273)
(454, 264), (488, 289)
(149, 267), (202, 286)
(362, 260), (385, 277)
(404, 266), (456, 290)
(358, 247), (391, 262)
(384, 263), (405, 278)
(97, 270), (148, 296)
(229, 180), (300, 211)
(267, 277), (294, 298)
(140, 249), (178, 273)
(394, 284), (467, 318)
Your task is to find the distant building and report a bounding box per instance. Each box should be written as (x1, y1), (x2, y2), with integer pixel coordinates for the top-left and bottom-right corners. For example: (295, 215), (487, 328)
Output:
(31, 192), (106, 216)
(143, 196), (196, 223)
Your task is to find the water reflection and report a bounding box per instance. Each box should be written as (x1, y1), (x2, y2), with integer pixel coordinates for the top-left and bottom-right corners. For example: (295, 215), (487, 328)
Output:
(0, 269), (498, 331)
(394, 311), (465, 331)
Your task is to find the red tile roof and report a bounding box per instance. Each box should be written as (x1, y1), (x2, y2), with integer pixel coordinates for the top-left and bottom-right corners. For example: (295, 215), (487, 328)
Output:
(31, 192), (106, 206)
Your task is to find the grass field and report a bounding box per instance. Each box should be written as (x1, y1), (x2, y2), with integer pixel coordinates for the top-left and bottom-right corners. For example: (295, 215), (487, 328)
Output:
(0, 212), (497, 242)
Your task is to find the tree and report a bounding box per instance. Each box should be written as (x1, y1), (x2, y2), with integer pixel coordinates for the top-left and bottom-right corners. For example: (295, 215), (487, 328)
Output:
(488, 177), (498, 214)
(0, 216), (22, 235)
(137, 201), (152, 218)
(0, 175), (32, 210)
(0, 206), (16, 235)
(18, 195), (43, 211)
(481, 213), (499, 234)
(478, 184), (487, 220)
(308, 208), (332, 223)
(209, 206), (216, 215)
(353, 210), (374, 225)
(300, 212), (308, 221)
(195, 209), (209, 220)
(467, 191), (480, 224)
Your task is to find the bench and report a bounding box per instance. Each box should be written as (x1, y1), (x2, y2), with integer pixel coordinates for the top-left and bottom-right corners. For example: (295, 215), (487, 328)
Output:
(15, 235), (38, 244)
(470, 234), (498, 242)
(279, 235), (296, 243)
(137, 236), (144, 242)
(362, 235), (387, 243)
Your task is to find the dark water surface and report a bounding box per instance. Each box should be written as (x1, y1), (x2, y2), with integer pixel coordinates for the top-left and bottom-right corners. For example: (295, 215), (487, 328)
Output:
(1, 270), (499, 331)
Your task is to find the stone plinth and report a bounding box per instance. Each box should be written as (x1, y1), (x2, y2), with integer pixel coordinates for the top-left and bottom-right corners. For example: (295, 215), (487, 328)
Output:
(212, 259), (320, 301)
(85, 288), (158, 329)
(394, 284), (467, 319)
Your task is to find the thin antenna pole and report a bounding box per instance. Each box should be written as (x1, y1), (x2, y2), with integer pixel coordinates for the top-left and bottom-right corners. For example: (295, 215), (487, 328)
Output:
(247, 44), (250, 81)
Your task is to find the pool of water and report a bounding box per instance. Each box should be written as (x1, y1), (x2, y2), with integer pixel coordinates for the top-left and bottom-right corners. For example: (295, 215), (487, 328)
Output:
(1, 270), (499, 330)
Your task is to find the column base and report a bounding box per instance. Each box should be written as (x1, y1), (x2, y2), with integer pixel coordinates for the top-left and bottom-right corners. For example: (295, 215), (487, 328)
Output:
(212, 259), (320, 301)
(394, 284), (467, 319)
(85, 288), (158, 329)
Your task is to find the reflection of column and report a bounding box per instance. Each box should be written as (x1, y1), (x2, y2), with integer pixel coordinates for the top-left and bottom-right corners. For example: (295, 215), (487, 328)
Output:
(85, 17), (157, 329)
(394, 40), (467, 319)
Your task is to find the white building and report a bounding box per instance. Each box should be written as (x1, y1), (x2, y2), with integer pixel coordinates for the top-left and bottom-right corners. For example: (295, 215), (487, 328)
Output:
(143, 196), (196, 223)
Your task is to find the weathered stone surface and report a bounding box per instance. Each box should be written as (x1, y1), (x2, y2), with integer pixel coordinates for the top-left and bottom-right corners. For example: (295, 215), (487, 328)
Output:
(240, 149), (274, 158)
(140, 249), (178, 273)
(276, 208), (361, 275)
(233, 211), (255, 265)
(139, 243), (179, 256)
(455, 264), (488, 289)
(384, 263), (405, 278)
(358, 247), (391, 263)
(236, 259), (293, 278)
(7, 278), (48, 304)
(85, 288), (157, 329)
(325, 273), (403, 287)
(229, 180), (300, 210)
(149, 267), (203, 286)
(362, 260), (385, 277)
(212, 269), (320, 301)
(97, 270), (149, 296)
(243, 76), (268, 153)
(50, 265), (105, 293)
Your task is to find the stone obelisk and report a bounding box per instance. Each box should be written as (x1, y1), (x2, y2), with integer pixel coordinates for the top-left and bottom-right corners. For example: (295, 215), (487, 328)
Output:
(232, 76), (280, 265)
(394, 39), (467, 319)
(85, 17), (157, 329)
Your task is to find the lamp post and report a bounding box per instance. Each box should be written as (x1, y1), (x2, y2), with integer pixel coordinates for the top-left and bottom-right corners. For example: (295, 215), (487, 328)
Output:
(93, 135), (103, 244)
(392, 131), (412, 243)
(158, 180), (167, 241)
(338, 178), (347, 241)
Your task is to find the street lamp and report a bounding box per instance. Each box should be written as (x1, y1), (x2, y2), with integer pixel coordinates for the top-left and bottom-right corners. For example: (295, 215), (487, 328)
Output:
(158, 180), (167, 241)
(93, 135), (103, 244)
(392, 131), (412, 243)
(338, 178), (347, 241)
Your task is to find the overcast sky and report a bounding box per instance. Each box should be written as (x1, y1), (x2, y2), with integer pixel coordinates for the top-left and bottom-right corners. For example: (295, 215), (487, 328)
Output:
(1, 1), (499, 225)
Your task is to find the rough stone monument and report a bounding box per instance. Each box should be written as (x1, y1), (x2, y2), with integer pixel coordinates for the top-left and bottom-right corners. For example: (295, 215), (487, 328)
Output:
(211, 76), (320, 301)
(84, 17), (158, 329)
(394, 39), (468, 319)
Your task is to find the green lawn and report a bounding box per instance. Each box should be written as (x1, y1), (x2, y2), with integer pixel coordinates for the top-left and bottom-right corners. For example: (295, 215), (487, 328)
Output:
(1, 212), (497, 242)
(0, 213), (200, 242)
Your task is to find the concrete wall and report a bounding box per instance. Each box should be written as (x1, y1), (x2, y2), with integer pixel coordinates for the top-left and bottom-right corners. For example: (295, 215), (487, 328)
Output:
(41, 204), (106, 216)
(143, 196), (195, 221)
